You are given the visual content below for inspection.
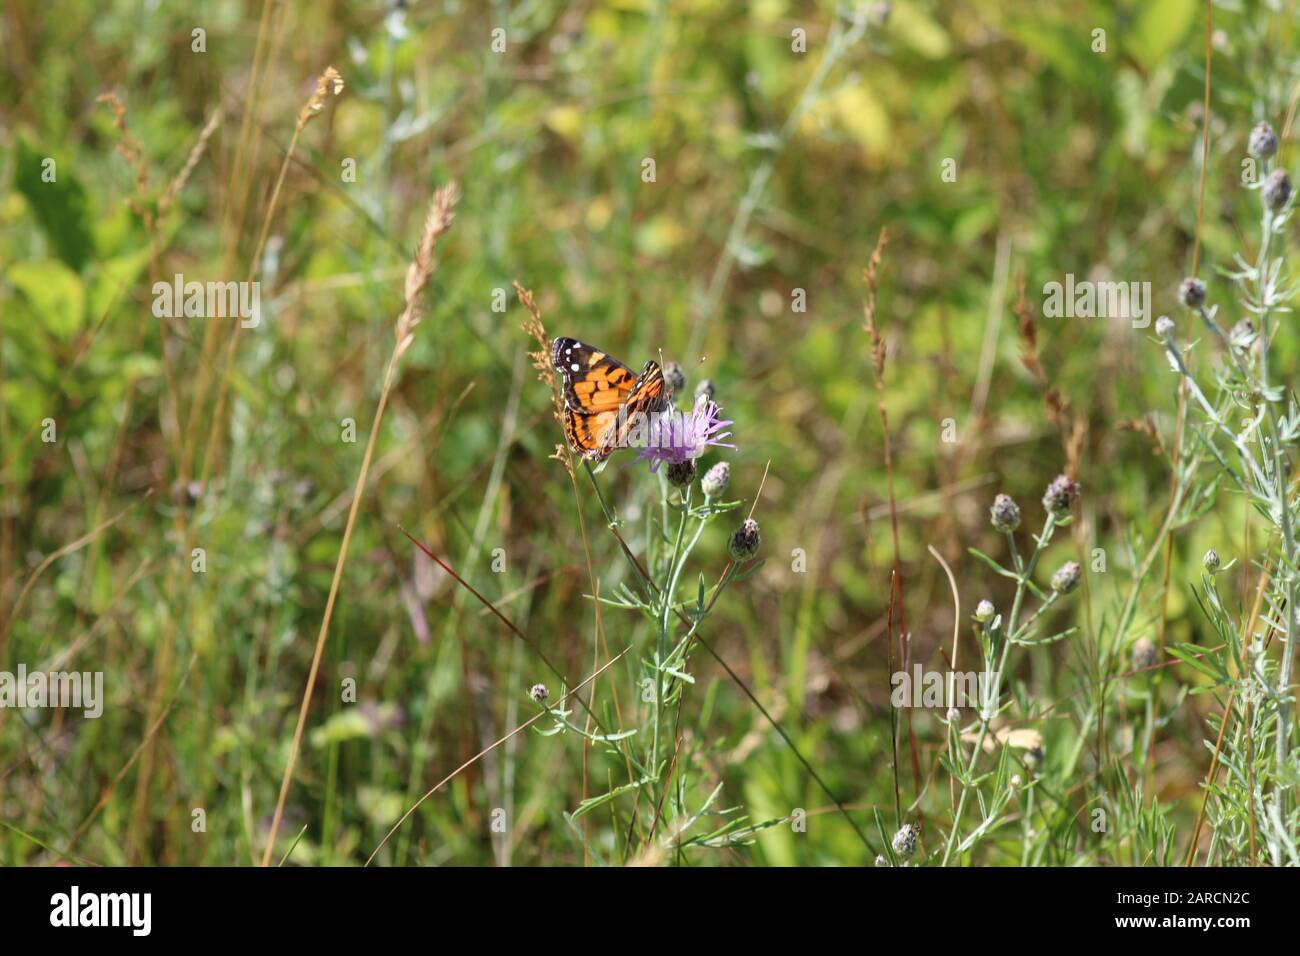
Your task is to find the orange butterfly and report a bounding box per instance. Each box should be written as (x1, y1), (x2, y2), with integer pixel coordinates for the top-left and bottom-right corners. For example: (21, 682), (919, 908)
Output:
(550, 337), (671, 462)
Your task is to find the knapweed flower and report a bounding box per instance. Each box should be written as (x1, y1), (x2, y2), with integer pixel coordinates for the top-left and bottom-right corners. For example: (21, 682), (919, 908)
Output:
(701, 461), (731, 497)
(891, 823), (918, 859)
(635, 396), (734, 472)
(1178, 277), (1206, 308)
(1042, 474), (1078, 518)
(1051, 560), (1081, 594)
(529, 683), (549, 704)
(666, 458), (697, 488)
(728, 518), (761, 561)
(1262, 168), (1291, 211)
(990, 493), (1021, 532)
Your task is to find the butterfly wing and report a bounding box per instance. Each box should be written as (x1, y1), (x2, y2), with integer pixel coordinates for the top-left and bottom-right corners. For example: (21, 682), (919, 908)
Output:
(604, 360), (669, 454)
(551, 337), (638, 413)
(551, 337), (638, 460)
(551, 338), (675, 461)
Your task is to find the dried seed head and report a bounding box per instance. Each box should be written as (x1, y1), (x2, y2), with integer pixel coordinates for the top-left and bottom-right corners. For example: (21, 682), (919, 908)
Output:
(701, 461), (731, 498)
(666, 458), (697, 488)
(1178, 277), (1206, 308)
(1051, 560), (1081, 594)
(891, 823), (918, 858)
(296, 65), (344, 131)
(990, 493), (1021, 532)
(1131, 637), (1158, 671)
(728, 518), (762, 561)
(663, 361), (686, 394)
(1248, 122), (1279, 159)
(1263, 168), (1292, 211)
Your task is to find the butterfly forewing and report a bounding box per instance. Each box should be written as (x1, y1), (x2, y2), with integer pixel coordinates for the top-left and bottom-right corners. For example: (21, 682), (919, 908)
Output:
(551, 337), (637, 413)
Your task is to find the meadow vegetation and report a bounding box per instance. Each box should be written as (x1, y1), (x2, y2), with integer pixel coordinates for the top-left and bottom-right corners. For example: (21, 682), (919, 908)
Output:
(2, 0), (1299, 866)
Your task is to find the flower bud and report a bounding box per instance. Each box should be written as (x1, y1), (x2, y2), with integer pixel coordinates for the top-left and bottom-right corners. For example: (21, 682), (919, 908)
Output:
(975, 600), (995, 623)
(1262, 169), (1291, 211)
(694, 379), (716, 402)
(891, 823), (918, 859)
(729, 518), (762, 560)
(990, 493), (1021, 532)
(1131, 637), (1158, 671)
(1178, 277), (1206, 308)
(1051, 560), (1081, 594)
(529, 683), (549, 703)
(666, 458), (697, 488)
(1248, 122), (1278, 159)
(1155, 315), (1175, 339)
(1042, 474), (1079, 517)
(1204, 548), (1221, 573)
(663, 361), (686, 393)
(701, 461), (731, 498)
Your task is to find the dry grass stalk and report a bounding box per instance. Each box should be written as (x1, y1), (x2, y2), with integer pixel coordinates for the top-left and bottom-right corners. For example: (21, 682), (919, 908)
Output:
(859, 230), (920, 805)
(396, 183), (459, 359)
(514, 281), (573, 477)
(296, 66), (344, 132)
(158, 107), (224, 219)
(260, 181), (459, 866)
(862, 227), (889, 388)
(96, 93), (153, 228)
(1013, 274), (1085, 478)
(1012, 273), (1045, 383)
(1115, 417), (1167, 458)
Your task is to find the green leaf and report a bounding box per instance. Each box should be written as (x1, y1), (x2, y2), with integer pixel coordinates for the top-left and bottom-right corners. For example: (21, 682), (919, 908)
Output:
(1166, 643), (1226, 682)
(14, 137), (95, 271)
(1126, 0), (1196, 66)
(7, 259), (86, 341)
(967, 547), (1019, 580)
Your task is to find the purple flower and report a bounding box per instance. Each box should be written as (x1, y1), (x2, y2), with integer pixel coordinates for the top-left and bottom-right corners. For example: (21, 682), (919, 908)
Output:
(635, 396), (735, 472)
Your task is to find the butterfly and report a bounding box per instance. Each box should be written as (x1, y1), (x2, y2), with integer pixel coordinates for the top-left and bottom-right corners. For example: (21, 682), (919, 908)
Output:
(550, 336), (671, 462)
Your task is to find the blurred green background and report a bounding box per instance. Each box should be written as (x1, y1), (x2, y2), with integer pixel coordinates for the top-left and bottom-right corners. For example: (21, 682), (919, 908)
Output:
(1, 0), (1295, 865)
